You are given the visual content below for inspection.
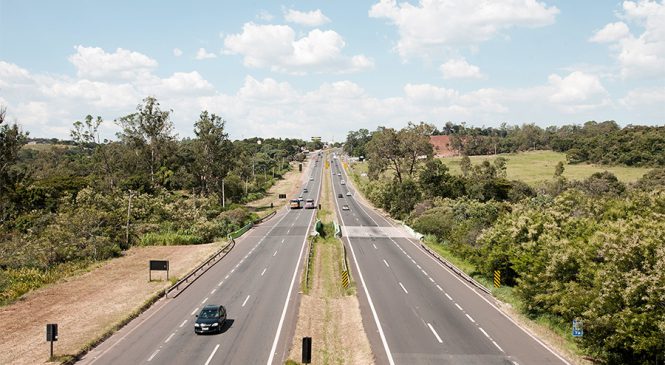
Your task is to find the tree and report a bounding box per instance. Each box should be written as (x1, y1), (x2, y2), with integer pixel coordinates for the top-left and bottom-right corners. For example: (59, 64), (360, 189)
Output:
(116, 97), (175, 187)
(554, 161), (565, 177)
(0, 106), (29, 221)
(460, 155), (471, 177)
(193, 111), (234, 206)
(366, 122), (435, 184)
(71, 115), (115, 188)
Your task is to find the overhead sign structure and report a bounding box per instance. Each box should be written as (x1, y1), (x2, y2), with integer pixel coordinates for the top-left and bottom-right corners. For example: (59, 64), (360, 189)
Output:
(573, 319), (583, 337)
(149, 260), (169, 281)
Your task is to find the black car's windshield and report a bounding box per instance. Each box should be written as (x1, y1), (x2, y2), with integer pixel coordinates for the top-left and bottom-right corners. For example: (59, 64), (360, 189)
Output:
(199, 309), (218, 319)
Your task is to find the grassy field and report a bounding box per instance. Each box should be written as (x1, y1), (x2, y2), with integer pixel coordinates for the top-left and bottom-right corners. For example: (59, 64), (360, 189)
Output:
(349, 150), (651, 185)
(441, 150), (651, 184)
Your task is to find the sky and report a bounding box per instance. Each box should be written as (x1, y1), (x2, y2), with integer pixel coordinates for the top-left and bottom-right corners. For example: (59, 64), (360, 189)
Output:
(1, 0), (664, 142)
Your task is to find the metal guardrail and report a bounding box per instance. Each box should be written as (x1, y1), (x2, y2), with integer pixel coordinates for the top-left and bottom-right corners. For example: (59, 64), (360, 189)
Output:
(420, 243), (491, 294)
(165, 209), (277, 298)
(165, 239), (236, 298)
(254, 210), (276, 224)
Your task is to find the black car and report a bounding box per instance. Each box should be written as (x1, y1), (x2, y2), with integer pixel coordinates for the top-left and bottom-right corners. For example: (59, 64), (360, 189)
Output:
(195, 304), (227, 334)
(338, 193), (343, 198)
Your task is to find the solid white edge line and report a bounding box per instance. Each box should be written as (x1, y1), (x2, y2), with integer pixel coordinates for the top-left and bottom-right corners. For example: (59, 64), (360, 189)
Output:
(399, 282), (408, 294)
(266, 156), (322, 365)
(242, 295), (250, 307)
(204, 344), (220, 365)
(427, 323), (443, 344)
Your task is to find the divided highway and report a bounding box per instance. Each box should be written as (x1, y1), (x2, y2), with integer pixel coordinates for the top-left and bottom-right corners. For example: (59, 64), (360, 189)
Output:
(78, 155), (323, 365)
(329, 154), (570, 365)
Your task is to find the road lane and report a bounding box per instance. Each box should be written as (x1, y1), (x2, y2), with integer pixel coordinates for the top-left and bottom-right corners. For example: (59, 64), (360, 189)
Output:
(78, 153), (323, 365)
(331, 153), (569, 365)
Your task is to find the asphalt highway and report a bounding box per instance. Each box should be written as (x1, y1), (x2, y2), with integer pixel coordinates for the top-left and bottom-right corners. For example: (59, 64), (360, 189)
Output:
(77, 154), (323, 365)
(329, 154), (571, 365)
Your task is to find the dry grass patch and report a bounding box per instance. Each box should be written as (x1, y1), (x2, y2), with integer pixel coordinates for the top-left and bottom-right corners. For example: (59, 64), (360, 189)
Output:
(0, 243), (221, 365)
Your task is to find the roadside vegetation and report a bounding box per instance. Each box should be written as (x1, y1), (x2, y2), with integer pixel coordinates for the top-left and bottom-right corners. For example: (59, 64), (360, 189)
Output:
(0, 100), (322, 306)
(345, 122), (665, 365)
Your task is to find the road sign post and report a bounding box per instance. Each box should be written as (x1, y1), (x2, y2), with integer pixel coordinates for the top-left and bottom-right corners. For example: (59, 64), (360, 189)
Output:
(46, 323), (58, 359)
(149, 260), (169, 281)
(302, 337), (312, 363)
(573, 319), (583, 337)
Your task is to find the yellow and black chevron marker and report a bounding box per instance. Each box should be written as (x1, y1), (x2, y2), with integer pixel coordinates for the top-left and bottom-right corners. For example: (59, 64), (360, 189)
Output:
(493, 270), (501, 288)
(341, 270), (350, 288)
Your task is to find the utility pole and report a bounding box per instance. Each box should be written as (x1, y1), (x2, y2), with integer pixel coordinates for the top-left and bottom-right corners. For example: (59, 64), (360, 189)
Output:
(222, 179), (225, 209)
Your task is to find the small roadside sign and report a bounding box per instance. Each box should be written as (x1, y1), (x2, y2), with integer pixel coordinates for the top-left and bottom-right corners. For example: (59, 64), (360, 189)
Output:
(573, 319), (583, 337)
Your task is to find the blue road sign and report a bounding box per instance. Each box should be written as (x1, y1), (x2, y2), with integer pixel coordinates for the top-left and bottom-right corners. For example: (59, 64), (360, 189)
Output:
(573, 319), (583, 337)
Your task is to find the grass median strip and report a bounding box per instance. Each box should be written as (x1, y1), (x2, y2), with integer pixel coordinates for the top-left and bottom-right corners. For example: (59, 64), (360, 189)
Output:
(287, 150), (373, 365)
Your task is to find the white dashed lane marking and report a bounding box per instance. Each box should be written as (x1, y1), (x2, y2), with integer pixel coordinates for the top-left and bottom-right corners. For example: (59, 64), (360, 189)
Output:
(383, 259), (390, 268)
(242, 295), (251, 307)
(191, 307), (199, 315)
(465, 313), (476, 323)
(427, 323), (443, 344)
(399, 282), (408, 294)
(164, 333), (175, 343)
(261, 267), (267, 276)
(179, 320), (187, 328)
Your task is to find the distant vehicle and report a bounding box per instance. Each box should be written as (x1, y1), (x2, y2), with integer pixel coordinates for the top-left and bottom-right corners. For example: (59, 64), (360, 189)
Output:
(290, 199), (302, 209)
(310, 176), (314, 181)
(195, 304), (227, 334)
(338, 193), (343, 198)
(340, 180), (345, 185)
(342, 204), (350, 211)
(305, 199), (315, 209)
(346, 191), (351, 196)
(303, 188), (308, 193)
(337, 173), (341, 177)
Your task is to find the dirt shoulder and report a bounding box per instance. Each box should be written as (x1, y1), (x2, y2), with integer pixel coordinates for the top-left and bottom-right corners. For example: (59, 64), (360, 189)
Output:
(247, 159), (310, 210)
(0, 243), (220, 365)
(287, 151), (374, 365)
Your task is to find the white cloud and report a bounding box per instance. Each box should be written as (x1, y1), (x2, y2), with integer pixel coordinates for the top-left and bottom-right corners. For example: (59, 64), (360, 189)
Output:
(173, 48), (183, 57)
(68, 45), (157, 80)
(223, 22), (373, 74)
(195, 48), (217, 60)
(256, 10), (274, 21)
(591, 0), (665, 79)
(369, 0), (559, 59)
(440, 58), (484, 79)
(284, 9), (331, 27)
(590, 22), (630, 43)
(621, 87), (665, 106)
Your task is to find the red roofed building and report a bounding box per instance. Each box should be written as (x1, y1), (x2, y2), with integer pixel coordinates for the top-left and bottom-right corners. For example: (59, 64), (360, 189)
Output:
(430, 135), (459, 157)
